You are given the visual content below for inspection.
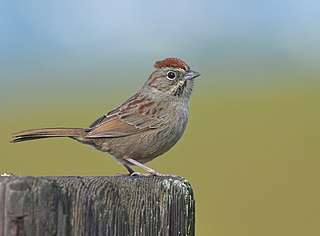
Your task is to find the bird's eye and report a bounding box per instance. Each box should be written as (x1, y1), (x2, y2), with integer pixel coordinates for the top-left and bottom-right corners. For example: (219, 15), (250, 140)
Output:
(166, 71), (176, 80)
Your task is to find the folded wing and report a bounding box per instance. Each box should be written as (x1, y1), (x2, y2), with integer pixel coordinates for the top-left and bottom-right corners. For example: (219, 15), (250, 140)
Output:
(86, 94), (166, 138)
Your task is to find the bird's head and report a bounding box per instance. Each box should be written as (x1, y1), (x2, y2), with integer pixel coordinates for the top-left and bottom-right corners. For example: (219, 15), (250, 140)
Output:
(144, 58), (201, 98)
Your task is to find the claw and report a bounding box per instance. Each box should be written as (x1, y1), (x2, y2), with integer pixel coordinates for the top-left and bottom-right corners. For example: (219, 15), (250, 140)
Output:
(130, 172), (141, 176)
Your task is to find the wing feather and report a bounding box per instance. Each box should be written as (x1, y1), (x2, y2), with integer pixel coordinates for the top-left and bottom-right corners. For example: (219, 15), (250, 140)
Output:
(86, 94), (166, 138)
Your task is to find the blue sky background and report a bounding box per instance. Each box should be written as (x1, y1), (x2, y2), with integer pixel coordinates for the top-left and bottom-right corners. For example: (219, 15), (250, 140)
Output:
(1, 0), (320, 83)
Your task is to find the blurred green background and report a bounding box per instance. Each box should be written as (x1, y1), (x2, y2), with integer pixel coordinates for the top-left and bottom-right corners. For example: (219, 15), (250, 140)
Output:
(1, 1), (320, 235)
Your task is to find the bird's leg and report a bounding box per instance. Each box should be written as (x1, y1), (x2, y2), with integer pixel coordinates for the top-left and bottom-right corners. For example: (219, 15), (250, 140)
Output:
(125, 158), (160, 176)
(123, 164), (135, 175)
(115, 164), (137, 176)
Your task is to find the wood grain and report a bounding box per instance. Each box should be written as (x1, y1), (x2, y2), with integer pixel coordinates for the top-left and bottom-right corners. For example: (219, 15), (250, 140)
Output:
(0, 175), (195, 236)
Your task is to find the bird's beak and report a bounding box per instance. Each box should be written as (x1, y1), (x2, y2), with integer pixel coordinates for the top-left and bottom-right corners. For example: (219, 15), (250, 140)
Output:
(183, 70), (201, 81)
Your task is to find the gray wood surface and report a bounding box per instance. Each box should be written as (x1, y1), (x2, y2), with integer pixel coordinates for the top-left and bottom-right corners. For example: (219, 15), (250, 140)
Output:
(0, 175), (195, 236)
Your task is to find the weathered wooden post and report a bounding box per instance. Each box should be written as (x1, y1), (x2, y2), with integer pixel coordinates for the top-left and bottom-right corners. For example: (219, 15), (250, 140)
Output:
(0, 175), (195, 236)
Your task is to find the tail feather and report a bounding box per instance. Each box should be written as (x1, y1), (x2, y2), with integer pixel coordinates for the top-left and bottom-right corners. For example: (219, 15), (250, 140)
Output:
(11, 128), (87, 143)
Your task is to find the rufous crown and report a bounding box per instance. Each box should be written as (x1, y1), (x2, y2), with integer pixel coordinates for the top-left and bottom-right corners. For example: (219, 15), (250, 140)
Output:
(154, 58), (190, 70)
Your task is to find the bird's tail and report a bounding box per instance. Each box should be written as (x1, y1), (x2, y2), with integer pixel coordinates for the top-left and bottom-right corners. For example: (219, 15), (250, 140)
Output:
(11, 128), (87, 143)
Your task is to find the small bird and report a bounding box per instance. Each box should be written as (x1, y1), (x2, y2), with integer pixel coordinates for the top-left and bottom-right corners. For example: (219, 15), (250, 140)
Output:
(11, 58), (201, 176)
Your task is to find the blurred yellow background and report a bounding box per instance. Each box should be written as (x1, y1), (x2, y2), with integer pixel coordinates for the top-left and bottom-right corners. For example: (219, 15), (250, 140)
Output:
(1, 1), (320, 235)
